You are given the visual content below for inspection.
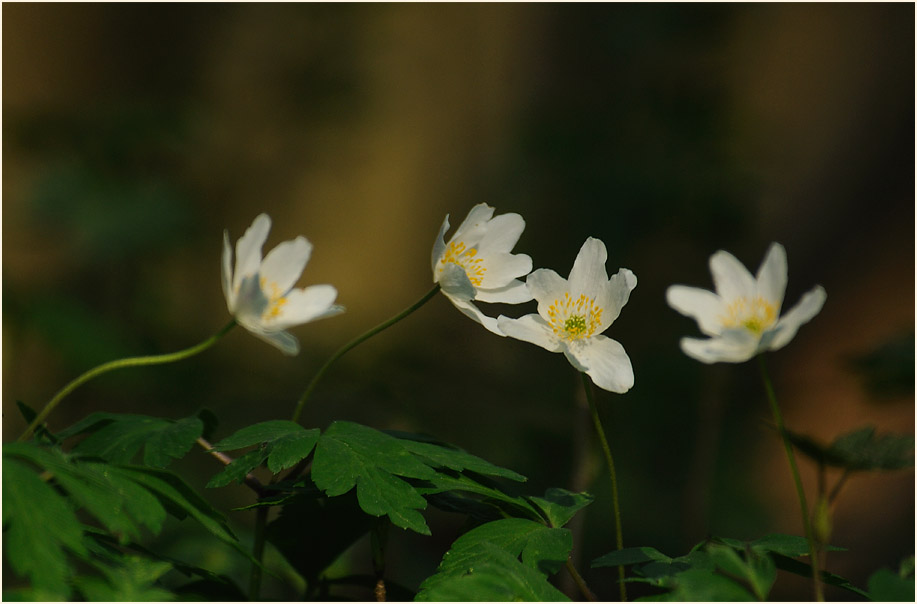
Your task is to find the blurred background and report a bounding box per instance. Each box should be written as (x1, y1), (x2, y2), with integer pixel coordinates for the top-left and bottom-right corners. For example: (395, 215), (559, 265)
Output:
(3, 3), (913, 600)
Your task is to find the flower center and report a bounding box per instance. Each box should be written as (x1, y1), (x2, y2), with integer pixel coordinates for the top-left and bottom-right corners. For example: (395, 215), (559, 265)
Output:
(439, 240), (486, 286)
(260, 277), (288, 320)
(720, 296), (777, 335)
(547, 292), (604, 341)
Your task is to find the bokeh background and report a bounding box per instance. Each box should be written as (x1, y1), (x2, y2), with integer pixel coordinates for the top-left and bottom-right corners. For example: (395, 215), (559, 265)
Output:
(3, 3), (913, 600)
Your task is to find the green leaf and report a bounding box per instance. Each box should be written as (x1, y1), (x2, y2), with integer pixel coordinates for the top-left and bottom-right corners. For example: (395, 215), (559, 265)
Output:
(787, 425), (914, 471)
(867, 567), (916, 602)
(592, 547), (672, 568)
(61, 412), (203, 468)
(771, 553), (868, 598)
(418, 518), (572, 599)
(74, 556), (174, 601)
(392, 434), (526, 482)
(212, 420), (307, 451)
(104, 466), (236, 545)
(206, 449), (268, 488)
(4, 442), (166, 542)
(417, 542), (570, 602)
(706, 544), (775, 601)
(3, 456), (86, 598)
(311, 421), (435, 534)
(527, 488), (594, 528)
(643, 567), (756, 602)
(267, 429), (320, 473)
(418, 472), (543, 521)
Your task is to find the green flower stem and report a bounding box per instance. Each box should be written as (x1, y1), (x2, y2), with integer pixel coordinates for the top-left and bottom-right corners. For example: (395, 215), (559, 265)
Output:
(18, 320), (237, 442)
(291, 284), (441, 424)
(565, 559), (597, 602)
(581, 372), (627, 602)
(757, 355), (824, 602)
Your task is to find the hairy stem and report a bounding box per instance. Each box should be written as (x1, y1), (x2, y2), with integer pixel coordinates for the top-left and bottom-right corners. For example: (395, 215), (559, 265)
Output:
(291, 284), (440, 424)
(565, 559), (597, 602)
(19, 321), (237, 442)
(581, 373), (627, 601)
(758, 355), (824, 602)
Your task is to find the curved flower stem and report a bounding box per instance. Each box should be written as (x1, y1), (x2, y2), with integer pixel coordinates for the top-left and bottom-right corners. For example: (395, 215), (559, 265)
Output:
(758, 355), (824, 602)
(291, 284), (440, 424)
(18, 320), (237, 442)
(581, 373), (627, 601)
(565, 559), (597, 602)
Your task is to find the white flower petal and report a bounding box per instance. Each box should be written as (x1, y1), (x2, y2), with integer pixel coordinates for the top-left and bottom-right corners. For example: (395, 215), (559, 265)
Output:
(232, 274), (269, 325)
(261, 236), (313, 295)
(568, 237), (609, 299)
(475, 279), (533, 304)
(445, 294), (505, 336)
(452, 203), (495, 245)
(476, 213), (526, 255)
(431, 214), (450, 273)
(765, 285), (826, 352)
(438, 262), (477, 302)
(756, 242), (788, 310)
(248, 328), (300, 356)
(479, 251), (532, 290)
(222, 230), (234, 310)
(497, 314), (562, 352)
(526, 268), (569, 317)
(594, 267), (637, 332)
(665, 285), (726, 336)
(679, 331), (759, 364)
(270, 284), (344, 329)
(563, 335), (634, 393)
(710, 249), (757, 302)
(233, 214), (271, 293)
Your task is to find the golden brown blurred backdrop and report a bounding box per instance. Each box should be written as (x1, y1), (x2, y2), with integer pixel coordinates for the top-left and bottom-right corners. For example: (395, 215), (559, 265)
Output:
(3, 3), (913, 600)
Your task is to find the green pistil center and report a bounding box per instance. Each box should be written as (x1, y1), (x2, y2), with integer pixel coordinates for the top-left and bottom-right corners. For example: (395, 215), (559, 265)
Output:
(564, 314), (588, 337)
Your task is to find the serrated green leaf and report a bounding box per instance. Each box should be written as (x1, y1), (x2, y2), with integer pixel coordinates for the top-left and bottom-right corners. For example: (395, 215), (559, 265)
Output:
(771, 553), (868, 598)
(105, 466), (236, 545)
(528, 488), (594, 528)
(206, 449), (268, 488)
(3, 456), (86, 598)
(212, 420), (307, 451)
(417, 472), (542, 521)
(61, 412), (203, 468)
(419, 518), (571, 597)
(267, 429), (319, 473)
(394, 436), (526, 482)
(311, 421), (436, 534)
(417, 542), (570, 601)
(4, 442), (166, 542)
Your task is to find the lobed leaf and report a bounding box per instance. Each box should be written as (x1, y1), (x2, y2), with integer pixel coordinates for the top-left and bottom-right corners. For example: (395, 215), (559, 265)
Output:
(60, 412), (203, 468)
(417, 541), (570, 602)
(418, 518), (572, 599)
(787, 425), (914, 471)
(527, 487), (594, 528)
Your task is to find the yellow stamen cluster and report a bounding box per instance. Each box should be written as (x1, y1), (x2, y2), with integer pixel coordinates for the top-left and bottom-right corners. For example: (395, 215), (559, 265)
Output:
(440, 240), (486, 286)
(547, 292), (604, 341)
(261, 277), (288, 319)
(720, 296), (777, 335)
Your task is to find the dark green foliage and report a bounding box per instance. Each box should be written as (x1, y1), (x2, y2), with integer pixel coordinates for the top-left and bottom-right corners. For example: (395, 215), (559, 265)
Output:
(58, 411), (205, 468)
(207, 420), (320, 487)
(866, 556), (915, 602)
(788, 425), (915, 471)
(848, 331), (915, 399)
(593, 534), (860, 601)
(416, 519), (573, 601)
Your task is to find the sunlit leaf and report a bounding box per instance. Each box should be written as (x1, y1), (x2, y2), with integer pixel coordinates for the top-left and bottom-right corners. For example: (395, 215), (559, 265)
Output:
(74, 556), (174, 601)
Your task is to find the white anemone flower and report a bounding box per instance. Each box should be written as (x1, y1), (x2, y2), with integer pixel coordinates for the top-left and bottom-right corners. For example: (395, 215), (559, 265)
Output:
(432, 203), (533, 335)
(666, 242), (826, 364)
(497, 237), (637, 393)
(222, 213), (344, 356)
